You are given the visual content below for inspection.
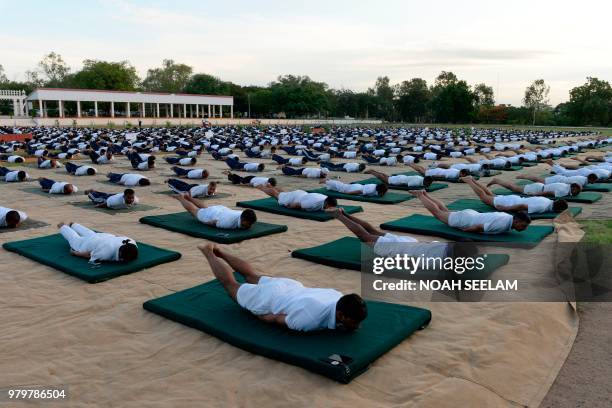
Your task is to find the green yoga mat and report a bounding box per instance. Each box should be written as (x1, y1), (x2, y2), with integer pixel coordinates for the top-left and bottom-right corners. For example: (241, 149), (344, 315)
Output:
(352, 177), (448, 192)
(447, 198), (582, 220)
(236, 197), (362, 221)
(307, 188), (413, 204)
(291, 237), (510, 277)
(492, 188), (602, 203)
(70, 201), (158, 214)
(139, 212), (287, 243)
(3, 233), (181, 283)
(380, 214), (553, 245)
(143, 275), (431, 383)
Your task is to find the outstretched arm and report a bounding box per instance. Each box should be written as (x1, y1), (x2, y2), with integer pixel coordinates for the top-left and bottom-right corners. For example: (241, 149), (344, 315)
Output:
(71, 250), (91, 259)
(257, 314), (287, 326)
(461, 225), (484, 233)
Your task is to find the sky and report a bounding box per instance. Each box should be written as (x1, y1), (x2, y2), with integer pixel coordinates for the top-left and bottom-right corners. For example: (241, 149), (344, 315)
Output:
(1, 0), (610, 105)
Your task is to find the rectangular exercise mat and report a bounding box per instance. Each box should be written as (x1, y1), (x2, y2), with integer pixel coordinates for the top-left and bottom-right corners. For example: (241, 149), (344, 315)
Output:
(446, 198), (583, 220)
(291, 236), (510, 277)
(352, 177), (448, 192)
(236, 197), (362, 221)
(143, 276), (431, 383)
(307, 188), (413, 204)
(492, 188), (602, 203)
(3, 233), (181, 283)
(139, 212), (287, 243)
(380, 214), (554, 245)
(70, 201), (158, 214)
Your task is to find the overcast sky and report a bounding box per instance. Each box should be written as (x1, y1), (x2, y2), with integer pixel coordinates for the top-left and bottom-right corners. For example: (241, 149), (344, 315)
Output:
(1, 0), (610, 105)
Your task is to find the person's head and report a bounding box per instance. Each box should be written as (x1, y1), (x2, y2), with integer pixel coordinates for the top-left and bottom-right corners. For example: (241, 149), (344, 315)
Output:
(189, 157), (197, 165)
(511, 211), (531, 231)
(5, 210), (21, 228)
(63, 184), (75, 195)
(268, 177), (277, 187)
(586, 173), (598, 184)
(118, 241), (139, 263)
(517, 157), (525, 164)
(375, 183), (388, 196)
(422, 176), (434, 188)
(86, 167), (96, 175)
(395, 154), (403, 161)
(413, 156), (420, 163)
(552, 199), (568, 213)
(569, 183), (582, 196)
(323, 196), (337, 209)
(207, 181), (217, 195)
(123, 188), (136, 204)
(320, 168), (329, 178)
(202, 169), (210, 179)
(257, 163), (265, 171)
(138, 178), (150, 186)
(106, 151), (113, 159)
(481, 163), (490, 170)
(358, 163), (367, 172)
(17, 171), (27, 181)
(147, 156), (155, 167)
(239, 209), (257, 229)
(65, 153), (73, 159)
(459, 169), (470, 178)
(300, 157), (307, 164)
(536, 154), (543, 161)
(335, 294), (368, 331)
(503, 161), (511, 169)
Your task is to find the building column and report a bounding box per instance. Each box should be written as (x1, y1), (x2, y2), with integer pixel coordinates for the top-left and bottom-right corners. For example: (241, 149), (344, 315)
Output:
(111, 101), (115, 117)
(183, 103), (187, 118)
(77, 101), (81, 118)
(230, 105), (233, 118)
(58, 100), (63, 118)
(141, 102), (145, 117)
(94, 101), (99, 117)
(207, 104), (211, 118)
(38, 100), (43, 117)
(212, 105), (215, 118)
(170, 104), (174, 118)
(126, 102), (131, 118)
(219, 105), (222, 118)
(156, 103), (160, 118)
(196, 104), (199, 117)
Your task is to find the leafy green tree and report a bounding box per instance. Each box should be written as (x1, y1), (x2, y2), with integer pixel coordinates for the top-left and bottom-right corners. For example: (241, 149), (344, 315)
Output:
(566, 77), (612, 126)
(142, 59), (193, 93)
(369, 76), (395, 120)
(38, 52), (70, 86)
(68, 60), (140, 90)
(523, 79), (550, 125)
(430, 71), (474, 123)
(473, 83), (495, 107)
(269, 75), (329, 117)
(183, 73), (229, 95)
(396, 78), (430, 122)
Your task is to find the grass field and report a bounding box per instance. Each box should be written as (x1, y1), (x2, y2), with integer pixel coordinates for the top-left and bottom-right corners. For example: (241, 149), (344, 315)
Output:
(579, 219), (612, 244)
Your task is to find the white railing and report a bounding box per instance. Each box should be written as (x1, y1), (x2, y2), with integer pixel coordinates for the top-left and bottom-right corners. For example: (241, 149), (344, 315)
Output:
(0, 90), (26, 98)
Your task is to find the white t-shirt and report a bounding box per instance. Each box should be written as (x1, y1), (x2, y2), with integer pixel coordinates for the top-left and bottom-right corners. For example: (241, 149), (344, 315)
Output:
(4, 170), (27, 182)
(388, 175), (423, 187)
(196, 205), (242, 229)
(120, 174), (147, 186)
(373, 233), (449, 258)
(249, 177), (270, 187)
(179, 157), (195, 166)
(189, 184), (210, 197)
(244, 163), (260, 172)
(343, 163), (361, 172)
(289, 157), (304, 166)
(494, 195), (553, 214)
(448, 209), (513, 234)
(7, 155), (23, 163)
(544, 175), (587, 186)
(299, 192), (328, 211)
(136, 161), (150, 171)
(187, 169), (205, 179)
(236, 276), (340, 331)
(0, 207), (28, 227)
(106, 193), (139, 209)
(326, 180), (377, 196)
(75, 165), (96, 176)
(49, 182), (78, 194)
(301, 168), (327, 178)
(425, 168), (460, 179)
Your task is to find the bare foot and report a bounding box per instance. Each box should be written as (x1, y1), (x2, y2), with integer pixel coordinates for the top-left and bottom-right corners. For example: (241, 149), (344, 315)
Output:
(83, 189), (93, 195)
(486, 178), (499, 187)
(459, 175), (473, 182)
(324, 208), (342, 217)
(408, 190), (424, 197)
(197, 243), (216, 257)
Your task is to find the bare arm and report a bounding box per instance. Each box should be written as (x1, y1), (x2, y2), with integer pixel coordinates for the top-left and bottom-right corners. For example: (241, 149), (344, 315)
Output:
(257, 313), (287, 326)
(70, 250), (91, 259)
(461, 225), (484, 233)
(495, 204), (527, 212)
(94, 202), (108, 208)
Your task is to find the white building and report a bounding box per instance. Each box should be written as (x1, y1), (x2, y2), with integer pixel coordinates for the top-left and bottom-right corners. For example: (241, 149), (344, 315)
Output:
(26, 88), (233, 119)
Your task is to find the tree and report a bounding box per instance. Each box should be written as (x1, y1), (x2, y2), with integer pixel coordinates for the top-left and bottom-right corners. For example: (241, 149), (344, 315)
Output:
(523, 79), (550, 125)
(68, 60), (140, 90)
(269, 75), (329, 118)
(38, 52), (70, 86)
(473, 83), (495, 107)
(183, 73), (230, 95)
(430, 71), (474, 123)
(0, 64), (7, 83)
(396, 78), (430, 122)
(370, 76), (395, 120)
(566, 77), (612, 126)
(142, 59), (193, 93)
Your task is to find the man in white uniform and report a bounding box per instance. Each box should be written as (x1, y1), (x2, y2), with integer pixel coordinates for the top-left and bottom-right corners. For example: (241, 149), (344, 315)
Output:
(324, 179), (387, 196)
(363, 169), (434, 189)
(280, 165), (329, 179)
(38, 177), (78, 195)
(487, 178), (581, 198)
(172, 193), (257, 229)
(225, 171), (277, 187)
(0, 167), (28, 182)
(517, 174), (592, 187)
(257, 185), (337, 212)
(58, 222), (138, 263)
(65, 162), (96, 176)
(410, 190), (530, 234)
(167, 179), (217, 197)
(0, 206), (28, 228)
(198, 243), (367, 332)
(85, 188), (139, 209)
(106, 172), (151, 186)
(171, 166), (209, 179)
(462, 176), (568, 214)
(407, 163), (469, 180)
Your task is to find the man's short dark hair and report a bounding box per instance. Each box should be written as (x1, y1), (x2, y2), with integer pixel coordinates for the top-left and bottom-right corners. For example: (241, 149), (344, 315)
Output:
(138, 178), (150, 186)
(5, 210), (21, 228)
(124, 188), (135, 196)
(423, 176), (434, 188)
(552, 199), (568, 212)
(268, 177), (277, 186)
(513, 211), (531, 225)
(324, 196), (338, 208)
(118, 242), (139, 262)
(17, 171), (26, 180)
(336, 294), (368, 323)
(240, 209), (257, 226)
(375, 183), (388, 196)
(86, 167), (96, 175)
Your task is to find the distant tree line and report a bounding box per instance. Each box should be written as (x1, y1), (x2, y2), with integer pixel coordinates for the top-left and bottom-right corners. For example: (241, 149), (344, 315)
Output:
(0, 52), (610, 126)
